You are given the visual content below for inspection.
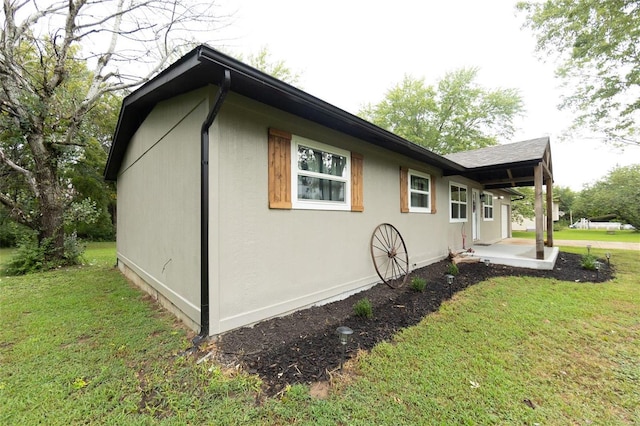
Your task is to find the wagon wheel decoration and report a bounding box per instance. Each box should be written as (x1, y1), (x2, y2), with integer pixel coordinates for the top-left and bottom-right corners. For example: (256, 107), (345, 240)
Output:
(370, 223), (409, 288)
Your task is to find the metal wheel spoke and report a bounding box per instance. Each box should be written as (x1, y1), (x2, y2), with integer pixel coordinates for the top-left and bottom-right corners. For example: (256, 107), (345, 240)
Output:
(393, 258), (407, 275)
(378, 227), (390, 248)
(372, 243), (390, 254)
(383, 257), (391, 279)
(370, 223), (409, 288)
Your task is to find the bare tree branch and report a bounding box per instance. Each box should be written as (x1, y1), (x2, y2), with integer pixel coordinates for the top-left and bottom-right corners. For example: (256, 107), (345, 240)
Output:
(0, 145), (39, 198)
(0, 191), (33, 227)
(0, 0), (230, 260)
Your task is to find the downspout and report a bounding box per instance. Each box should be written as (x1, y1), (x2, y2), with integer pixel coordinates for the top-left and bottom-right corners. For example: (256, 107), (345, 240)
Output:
(194, 69), (231, 346)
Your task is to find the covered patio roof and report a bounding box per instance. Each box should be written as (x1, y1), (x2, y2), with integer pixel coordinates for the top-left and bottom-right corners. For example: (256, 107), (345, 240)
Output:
(445, 138), (555, 260)
(443, 137), (553, 189)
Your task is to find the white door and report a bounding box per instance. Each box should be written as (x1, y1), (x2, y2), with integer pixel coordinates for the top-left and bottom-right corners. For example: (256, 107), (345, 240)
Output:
(501, 204), (509, 239)
(472, 189), (480, 241)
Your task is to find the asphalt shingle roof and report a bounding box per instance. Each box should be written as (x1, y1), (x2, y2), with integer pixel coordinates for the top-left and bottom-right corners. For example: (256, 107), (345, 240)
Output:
(444, 137), (550, 169)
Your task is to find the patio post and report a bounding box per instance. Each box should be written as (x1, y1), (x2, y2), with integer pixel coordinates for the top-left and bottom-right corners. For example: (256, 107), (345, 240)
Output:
(546, 175), (554, 248)
(534, 162), (544, 259)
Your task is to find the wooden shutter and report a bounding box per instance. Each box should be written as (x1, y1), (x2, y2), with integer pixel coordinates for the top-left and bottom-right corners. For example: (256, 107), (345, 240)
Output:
(400, 167), (409, 213)
(268, 128), (292, 209)
(430, 175), (437, 214)
(351, 152), (364, 212)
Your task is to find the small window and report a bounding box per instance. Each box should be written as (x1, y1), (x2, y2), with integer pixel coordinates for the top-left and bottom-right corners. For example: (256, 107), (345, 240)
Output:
(408, 169), (431, 213)
(483, 192), (494, 220)
(291, 136), (351, 210)
(450, 182), (468, 222)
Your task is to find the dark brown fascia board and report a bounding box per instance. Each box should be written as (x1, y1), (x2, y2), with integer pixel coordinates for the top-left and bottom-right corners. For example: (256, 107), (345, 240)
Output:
(104, 44), (466, 181)
(442, 160), (540, 177)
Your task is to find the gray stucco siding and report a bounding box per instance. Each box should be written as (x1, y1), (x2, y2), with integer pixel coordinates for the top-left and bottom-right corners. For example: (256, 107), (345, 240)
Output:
(117, 88), (208, 327)
(211, 94), (455, 333)
(114, 86), (511, 336)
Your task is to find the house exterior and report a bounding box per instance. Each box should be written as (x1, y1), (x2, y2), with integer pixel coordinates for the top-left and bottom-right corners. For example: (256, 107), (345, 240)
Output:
(105, 46), (553, 337)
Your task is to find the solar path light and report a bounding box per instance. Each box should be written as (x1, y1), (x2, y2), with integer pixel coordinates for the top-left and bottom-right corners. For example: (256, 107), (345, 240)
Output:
(445, 274), (455, 298)
(606, 252), (611, 266)
(336, 326), (353, 371)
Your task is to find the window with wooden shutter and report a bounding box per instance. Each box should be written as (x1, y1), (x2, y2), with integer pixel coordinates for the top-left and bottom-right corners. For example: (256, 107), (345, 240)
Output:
(269, 130), (364, 212)
(268, 128), (292, 209)
(400, 167), (409, 213)
(351, 152), (364, 212)
(401, 167), (435, 213)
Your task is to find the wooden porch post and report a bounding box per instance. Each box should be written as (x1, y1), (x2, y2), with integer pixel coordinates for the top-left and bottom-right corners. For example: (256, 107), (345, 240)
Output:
(546, 176), (554, 248)
(534, 162), (544, 259)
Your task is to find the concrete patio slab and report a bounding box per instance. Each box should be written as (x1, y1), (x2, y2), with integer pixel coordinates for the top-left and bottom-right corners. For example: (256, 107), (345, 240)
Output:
(468, 240), (559, 270)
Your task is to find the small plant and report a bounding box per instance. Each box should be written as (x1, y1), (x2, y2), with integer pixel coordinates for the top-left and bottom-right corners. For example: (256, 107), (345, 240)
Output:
(411, 277), (427, 292)
(3, 236), (49, 275)
(353, 298), (373, 318)
(446, 262), (459, 276)
(581, 254), (598, 271)
(3, 233), (86, 275)
(63, 232), (86, 265)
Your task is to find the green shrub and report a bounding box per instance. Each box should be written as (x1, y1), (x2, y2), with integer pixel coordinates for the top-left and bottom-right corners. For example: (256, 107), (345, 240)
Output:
(581, 254), (599, 271)
(353, 298), (373, 318)
(411, 277), (427, 292)
(3, 236), (50, 275)
(446, 262), (459, 276)
(63, 232), (86, 265)
(0, 217), (28, 248)
(3, 233), (86, 275)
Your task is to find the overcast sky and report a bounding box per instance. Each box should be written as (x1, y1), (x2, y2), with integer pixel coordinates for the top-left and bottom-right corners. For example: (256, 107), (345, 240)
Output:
(214, 0), (638, 190)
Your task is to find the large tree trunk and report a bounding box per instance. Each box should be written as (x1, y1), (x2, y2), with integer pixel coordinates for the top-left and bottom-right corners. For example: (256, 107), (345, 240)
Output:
(30, 133), (65, 261)
(38, 183), (65, 260)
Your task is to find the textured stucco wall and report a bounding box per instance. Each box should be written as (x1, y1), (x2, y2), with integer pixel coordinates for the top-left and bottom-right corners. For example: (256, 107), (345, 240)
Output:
(115, 86), (510, 335)
(116, 87), (210, 328)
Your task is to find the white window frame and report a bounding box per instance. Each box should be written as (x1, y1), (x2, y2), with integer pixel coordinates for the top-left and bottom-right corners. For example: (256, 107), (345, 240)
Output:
(483, 191), (494, 221)
(449, 182), (468, 223)
(291, 135), (351, 211)
(408, 169), (431, 213)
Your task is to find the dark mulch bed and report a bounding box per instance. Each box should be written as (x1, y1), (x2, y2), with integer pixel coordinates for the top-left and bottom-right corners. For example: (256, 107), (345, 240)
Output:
(214, 252), (613, 396)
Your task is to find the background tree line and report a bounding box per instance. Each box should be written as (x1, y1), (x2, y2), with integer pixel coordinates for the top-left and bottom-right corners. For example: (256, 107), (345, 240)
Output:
(512, 164), (640, 230)
(2, 0), (638, 274)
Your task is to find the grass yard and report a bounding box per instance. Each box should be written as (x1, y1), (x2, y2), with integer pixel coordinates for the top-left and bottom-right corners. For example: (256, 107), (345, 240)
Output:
(1, 243), (639, 424)
(513, 229), (640, 243)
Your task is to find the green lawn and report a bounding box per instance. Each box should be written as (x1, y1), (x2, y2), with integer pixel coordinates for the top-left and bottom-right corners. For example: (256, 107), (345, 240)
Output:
(513, 228), (640, 243)
(1, 243), (639, 424)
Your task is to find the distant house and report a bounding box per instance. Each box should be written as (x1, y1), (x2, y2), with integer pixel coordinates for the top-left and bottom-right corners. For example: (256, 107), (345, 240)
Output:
(104, 45), (555, 338)
(512, 198), (560, 232)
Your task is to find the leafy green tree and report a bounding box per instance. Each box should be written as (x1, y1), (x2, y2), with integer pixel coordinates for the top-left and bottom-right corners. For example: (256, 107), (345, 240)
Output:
(554, 185), (577, 224)
(243, 46), (302, 86)
(0, 0), (225, 266)
(359, 69), (524, 154)
(67, 139), (118, 240)
(572, 165), (640, 229)
(511, 186), (574, 226)
(511, 187), (535, 224)
(518, 0), (640, 147)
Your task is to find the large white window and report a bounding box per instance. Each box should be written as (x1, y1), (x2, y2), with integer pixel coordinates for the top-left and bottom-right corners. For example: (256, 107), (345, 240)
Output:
(449, 182), (468, 222)
(408, 169), (431, 213)
(291, 135), (351, 210)
(483, 192), (494, 220)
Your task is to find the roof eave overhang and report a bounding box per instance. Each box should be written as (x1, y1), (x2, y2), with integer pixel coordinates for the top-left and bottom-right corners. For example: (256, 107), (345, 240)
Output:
(104, 45), (465, 181)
